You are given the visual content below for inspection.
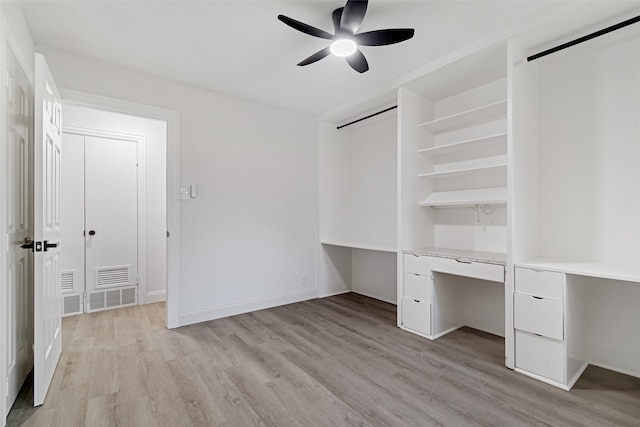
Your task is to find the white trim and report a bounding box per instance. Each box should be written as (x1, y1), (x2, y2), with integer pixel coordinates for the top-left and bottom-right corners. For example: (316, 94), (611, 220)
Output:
(145, 290), (166, 304)
(61, 125), (147, 304)
(178, 288), (318, 327)
(319, 290), (351, 299)
(350, 291), (397, 306)
(59, 89), (181, 328)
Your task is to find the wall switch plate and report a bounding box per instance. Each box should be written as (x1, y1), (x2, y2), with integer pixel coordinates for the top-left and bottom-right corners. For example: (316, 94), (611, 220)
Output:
(179, 187), (189, 200)
(190, 184), (197, 198)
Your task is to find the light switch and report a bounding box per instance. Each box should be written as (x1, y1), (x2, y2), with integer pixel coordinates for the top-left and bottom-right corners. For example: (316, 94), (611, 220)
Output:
(179, 187), (189, 200)
(190, 184), (197, 198)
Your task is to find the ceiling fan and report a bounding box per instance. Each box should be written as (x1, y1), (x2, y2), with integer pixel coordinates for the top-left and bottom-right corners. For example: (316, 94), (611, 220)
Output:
(278, 0), (415, 73)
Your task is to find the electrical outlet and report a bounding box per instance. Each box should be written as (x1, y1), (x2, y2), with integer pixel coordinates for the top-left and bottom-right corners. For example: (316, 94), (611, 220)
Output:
(301, 275), (306, 286)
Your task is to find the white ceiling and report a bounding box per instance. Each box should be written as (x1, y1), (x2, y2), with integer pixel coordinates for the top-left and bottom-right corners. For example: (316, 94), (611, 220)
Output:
(16, 0), (633, 118)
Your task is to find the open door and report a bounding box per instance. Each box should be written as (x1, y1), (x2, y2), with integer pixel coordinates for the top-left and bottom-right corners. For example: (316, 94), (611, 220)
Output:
(32, 53), (62, 406)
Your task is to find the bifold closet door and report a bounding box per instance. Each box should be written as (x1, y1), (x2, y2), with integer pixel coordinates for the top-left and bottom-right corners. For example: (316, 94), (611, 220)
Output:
(84, 136), (138, 291)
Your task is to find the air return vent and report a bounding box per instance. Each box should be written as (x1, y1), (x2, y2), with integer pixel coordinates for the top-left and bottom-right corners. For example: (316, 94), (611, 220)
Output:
(61, 271), (74, 292)
(86, 286), (137, 313)
(62, 293), (83, 317)
(96, 266), (129, 288)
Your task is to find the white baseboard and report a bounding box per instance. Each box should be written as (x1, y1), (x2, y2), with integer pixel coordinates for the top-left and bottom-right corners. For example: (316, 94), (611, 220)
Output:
(145, 290), (166, 304)
(319, 290), (351, 298)
(351, 290), (397, 305)
(178, 288), (318, 327)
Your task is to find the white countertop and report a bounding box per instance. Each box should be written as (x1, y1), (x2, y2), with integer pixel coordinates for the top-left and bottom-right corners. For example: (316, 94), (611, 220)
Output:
(403, 247), (507, 266)
(517, 259), (640, 283)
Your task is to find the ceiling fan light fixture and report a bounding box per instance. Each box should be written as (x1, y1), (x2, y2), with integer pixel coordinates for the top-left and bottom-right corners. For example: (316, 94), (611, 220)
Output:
(330, 39), (357, 57)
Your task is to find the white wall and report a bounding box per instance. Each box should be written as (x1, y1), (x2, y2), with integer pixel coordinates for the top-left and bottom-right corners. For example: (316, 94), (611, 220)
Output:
(62, 104), (167, 302)
(35, 45), (319, 325)
(537, 26), (640, 266)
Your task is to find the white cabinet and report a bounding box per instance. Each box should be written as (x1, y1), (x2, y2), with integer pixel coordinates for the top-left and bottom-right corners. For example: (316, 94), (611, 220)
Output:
(515, 330), (565, 384)
(514, 267), (567, 384)
(514, 294), (563, 340)
(515, 268), (564, 300)
(430, 257), (504, 283)
(401, 254), (432, 337)
(401, 298), (431, 336)
(401, 252), (505, 340)
(404, 273), (430, 302)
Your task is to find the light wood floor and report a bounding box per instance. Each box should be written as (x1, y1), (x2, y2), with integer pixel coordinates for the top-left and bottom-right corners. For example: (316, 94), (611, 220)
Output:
(7, 293), (640, 426)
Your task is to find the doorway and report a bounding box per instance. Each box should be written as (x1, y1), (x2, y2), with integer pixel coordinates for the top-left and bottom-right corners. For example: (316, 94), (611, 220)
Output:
(59, 104), (167, 315)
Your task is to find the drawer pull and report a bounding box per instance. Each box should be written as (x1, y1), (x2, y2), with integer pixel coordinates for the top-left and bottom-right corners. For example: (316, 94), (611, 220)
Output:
(455, 258), (472, 264)
(532, 296), (543, 300)
(414, 299), (420, 303)
(413, 273), (420, 276)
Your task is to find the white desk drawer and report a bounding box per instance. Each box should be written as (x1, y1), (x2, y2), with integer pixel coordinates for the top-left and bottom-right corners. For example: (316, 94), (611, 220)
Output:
(515, 267), (564, 300)
(514, 293), (564, 340)
(404, 273), (430, 302)
(430, 257), (504, 283)
(404, 254), (431, 275)
(516, 330), (565, 383)
(402, 297), (431, 336)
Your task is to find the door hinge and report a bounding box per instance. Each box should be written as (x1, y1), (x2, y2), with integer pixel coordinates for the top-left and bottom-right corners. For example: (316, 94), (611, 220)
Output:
(4, 377), (8, 397)
(166, 231), (170, 238)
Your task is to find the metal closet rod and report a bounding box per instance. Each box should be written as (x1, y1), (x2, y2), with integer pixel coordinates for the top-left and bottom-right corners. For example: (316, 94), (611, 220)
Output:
(527, 15), (640, 62)
(337, 105), (397, 130)
(337, 15), (639, 129)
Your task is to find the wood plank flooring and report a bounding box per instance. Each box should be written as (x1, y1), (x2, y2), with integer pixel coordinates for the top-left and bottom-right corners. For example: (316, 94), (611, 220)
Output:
(7, 293), (640, 426)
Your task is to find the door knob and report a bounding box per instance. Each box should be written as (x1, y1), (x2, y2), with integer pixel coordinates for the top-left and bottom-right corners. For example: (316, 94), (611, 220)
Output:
(88, 230), (96, 236)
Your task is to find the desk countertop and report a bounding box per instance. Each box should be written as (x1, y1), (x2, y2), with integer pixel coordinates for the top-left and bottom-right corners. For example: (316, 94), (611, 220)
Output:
(403, 247), (507, 266)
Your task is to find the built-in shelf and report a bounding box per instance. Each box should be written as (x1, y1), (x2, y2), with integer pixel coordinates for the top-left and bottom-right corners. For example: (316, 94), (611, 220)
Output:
(517, 259), (640, 283)
(419, 187), (507, 207)
(418, 164), (507, 179)
(321, 240), (397, 253)
(418, 133), (507, 157)
(418, 100), (507, 133)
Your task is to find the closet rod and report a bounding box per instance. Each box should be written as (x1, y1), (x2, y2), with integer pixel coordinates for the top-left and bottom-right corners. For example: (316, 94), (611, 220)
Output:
(527, 15), (639, 62)
(337, 105), (397, 130)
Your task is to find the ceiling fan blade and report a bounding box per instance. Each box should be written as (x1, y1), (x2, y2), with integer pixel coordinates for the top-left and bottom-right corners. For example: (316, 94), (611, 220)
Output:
(297, 47), (332, 66)
(346, 49), (369, 73)
(341, 0), (368, 34)
(332, 8), (344, 34)
(354, 28), (415, 46)
(278, 15), (334, 40)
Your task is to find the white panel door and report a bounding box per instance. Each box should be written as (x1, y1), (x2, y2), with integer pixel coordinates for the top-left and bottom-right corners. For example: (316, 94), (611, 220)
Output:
(84, 136), (138, 291)
(59, 133), (85, 315)
(33, 53), (62, 406)
(4, 42), (31, 414)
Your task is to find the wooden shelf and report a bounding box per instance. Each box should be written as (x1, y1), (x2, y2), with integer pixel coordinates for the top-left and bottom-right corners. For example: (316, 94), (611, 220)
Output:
(418, 100), (507, 133)
(321, 240), (397, 253)
(419, 187), (507, 207)
(418, 133), (507, 157)
(418, 164), (506, 179)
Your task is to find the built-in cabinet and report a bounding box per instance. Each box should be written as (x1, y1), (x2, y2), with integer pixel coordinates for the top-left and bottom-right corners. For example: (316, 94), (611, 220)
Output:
(319, 6), (639, 391)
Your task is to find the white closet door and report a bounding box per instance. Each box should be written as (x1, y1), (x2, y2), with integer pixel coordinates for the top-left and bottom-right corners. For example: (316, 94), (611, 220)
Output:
(84, 136), (138, 292)
(60, 133), (85, 316)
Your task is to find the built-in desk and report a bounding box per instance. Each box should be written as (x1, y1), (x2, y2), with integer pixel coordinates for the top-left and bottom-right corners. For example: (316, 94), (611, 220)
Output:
(400, 248), (506, 340)
(514, 260), (640, 390)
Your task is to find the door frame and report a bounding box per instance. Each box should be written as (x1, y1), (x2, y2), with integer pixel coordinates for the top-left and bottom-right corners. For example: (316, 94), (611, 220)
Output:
(0, 17), (35, 426)
(59, 89), (180, 329)
(62, 126), (148, 306)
